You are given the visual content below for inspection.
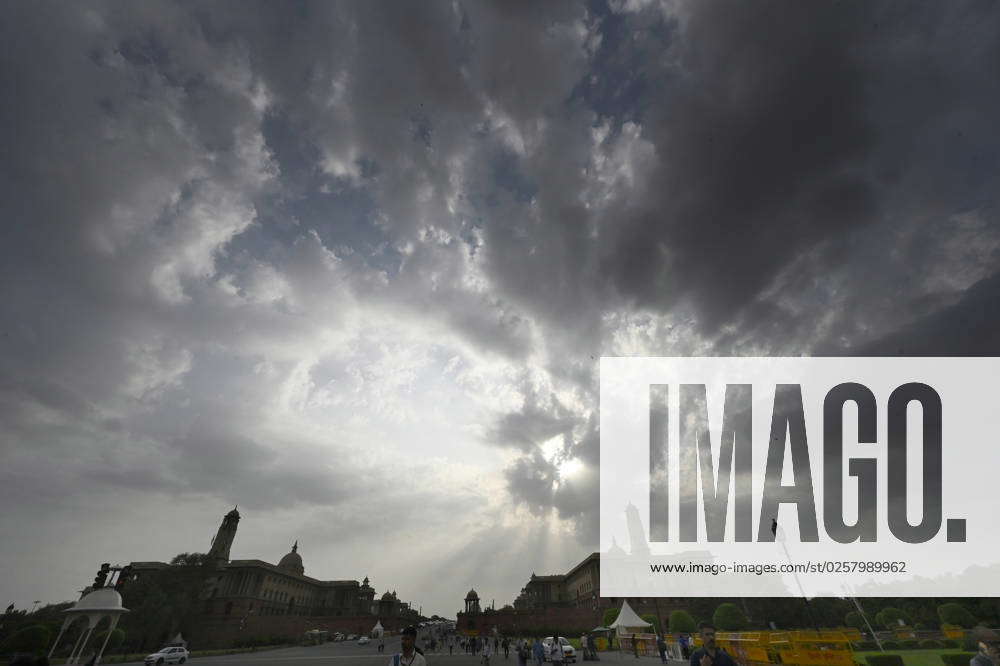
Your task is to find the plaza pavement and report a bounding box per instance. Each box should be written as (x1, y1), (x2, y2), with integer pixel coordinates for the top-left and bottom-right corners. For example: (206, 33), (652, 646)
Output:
(108, 637), (677, 666)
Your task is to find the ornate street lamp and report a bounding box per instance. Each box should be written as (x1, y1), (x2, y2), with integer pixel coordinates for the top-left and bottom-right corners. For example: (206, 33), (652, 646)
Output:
(48, 587), (129, 665)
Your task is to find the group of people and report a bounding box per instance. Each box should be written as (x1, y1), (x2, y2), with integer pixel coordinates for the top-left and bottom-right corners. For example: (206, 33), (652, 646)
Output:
(387, 622), (1000, 666)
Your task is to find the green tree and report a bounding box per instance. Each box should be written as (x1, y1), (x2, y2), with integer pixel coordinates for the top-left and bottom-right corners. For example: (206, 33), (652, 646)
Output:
(669, 610), (697, 634)
(937, 603), (977, 629)
(845, 611), (865, 630)
(641, 614), (661, 633)
(875, 607), (909, 629)
(1, 624), (52, 654)
(603, 608), (620, 628)
(169, 552), (210, 566)
(713, 603), (747, 631)
(94, 627), (126, 651)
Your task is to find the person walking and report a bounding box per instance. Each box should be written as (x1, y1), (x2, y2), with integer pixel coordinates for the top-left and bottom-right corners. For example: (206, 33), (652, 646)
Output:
(504, 637), (511, 660)
(390, 626), (427, 666)
(587, 633), (599, 661)
(657, 635), (667, 664)
(533, 638), (545, 666)
(378, 636), (386, 653)
(551, 637), (565, 666)
(517, 639), (530, 666)
(632, 634), (639, 659)
(483, 638), (494, 666)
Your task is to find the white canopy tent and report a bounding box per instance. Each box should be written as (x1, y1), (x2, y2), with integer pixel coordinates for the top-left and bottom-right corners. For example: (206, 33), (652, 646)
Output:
(372, 620), (385, 638)
(609, 600), (653, 658)
(608, 600), (651, 635)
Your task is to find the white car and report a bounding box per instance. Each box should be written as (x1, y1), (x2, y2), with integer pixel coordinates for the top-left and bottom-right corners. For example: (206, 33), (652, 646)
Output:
(347, 634), (358, 640)
(144, 646), (189, 665)
(543, 637), (576, 663)
(358, 636), (371, 645)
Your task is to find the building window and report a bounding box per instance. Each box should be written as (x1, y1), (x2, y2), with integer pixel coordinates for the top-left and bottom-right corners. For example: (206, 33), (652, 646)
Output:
(225, 602), (233, 616)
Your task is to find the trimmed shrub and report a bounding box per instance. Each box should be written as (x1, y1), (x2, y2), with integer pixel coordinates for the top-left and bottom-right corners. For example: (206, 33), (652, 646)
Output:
(865, 655), (905, 666)
(942, 640), (960, 649)
(846, 612), (865, 630)
(901, 640), (919, 649)
(940, 653), (978, 666)
(854, 641), (878, 651)
(713, 603), (748, 631)
(670, 611), (697, 634)
(938, 604), (977, 629)
(919, 639), (943, 649)
(881, 640), (900, 650)
(875, 608), (910, 630)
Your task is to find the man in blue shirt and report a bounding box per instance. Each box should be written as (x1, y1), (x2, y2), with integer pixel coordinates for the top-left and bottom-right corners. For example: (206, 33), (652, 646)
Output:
(688, 623), (735, 666)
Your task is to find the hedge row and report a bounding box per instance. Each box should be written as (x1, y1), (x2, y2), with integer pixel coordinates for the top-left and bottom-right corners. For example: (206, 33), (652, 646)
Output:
(940, 654), (979, 666)
(865, 655), (905, 666)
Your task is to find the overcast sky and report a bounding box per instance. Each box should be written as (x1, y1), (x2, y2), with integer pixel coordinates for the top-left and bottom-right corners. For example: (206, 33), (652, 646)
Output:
(2, 0), (999, 617)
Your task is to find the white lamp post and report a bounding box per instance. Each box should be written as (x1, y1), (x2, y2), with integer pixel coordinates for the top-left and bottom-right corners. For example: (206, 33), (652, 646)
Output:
(48, 587), (129, 665)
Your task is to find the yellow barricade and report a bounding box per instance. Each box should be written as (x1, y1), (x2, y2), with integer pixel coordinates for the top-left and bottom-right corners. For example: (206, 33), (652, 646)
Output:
(942, 626), (966, 640)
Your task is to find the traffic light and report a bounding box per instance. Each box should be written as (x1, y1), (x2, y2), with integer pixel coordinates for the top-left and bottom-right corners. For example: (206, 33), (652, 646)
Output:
(115, 565), (132, 591)
(93, 563), (110, 589)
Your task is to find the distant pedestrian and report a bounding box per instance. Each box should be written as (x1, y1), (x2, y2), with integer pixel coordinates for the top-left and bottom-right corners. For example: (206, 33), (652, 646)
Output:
(518, 640), (530, 666)
(484, 638), (494, 666)
(390, 626), (426, 666)
(551, 637), (565, 666)
(657, 635), (667, 664)
(379, 636), (386, 653)
(632, 634), (639, 659)
(587, 634), (599, 661)
(533, 638), (545, 666)
(504, 637), (510, 659)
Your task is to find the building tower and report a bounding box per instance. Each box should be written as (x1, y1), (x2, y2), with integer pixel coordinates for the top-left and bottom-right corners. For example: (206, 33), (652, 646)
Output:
(625, 502), (650, 556)
(208, 506), (240, 567)
(464, 589), (481, 614)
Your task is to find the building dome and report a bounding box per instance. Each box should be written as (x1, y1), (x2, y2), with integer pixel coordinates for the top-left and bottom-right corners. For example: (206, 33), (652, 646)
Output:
(465, 589), (479, 600)
(381, 591), (394, 601)
(278, 541), (304, 575)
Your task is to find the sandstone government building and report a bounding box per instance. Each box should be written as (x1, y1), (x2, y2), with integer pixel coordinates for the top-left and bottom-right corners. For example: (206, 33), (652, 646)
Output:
(104, 506), (722, 648)
(120, 507), (421, 647)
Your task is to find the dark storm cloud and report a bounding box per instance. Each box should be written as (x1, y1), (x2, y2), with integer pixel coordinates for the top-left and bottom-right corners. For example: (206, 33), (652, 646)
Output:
(479, 0), (1000, 545)
(599, 2), (879, 329)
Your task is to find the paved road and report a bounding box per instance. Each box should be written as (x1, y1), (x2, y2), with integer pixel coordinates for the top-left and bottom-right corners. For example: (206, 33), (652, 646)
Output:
(111, 638), (670, 666)
(113, 637), (536, 666)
